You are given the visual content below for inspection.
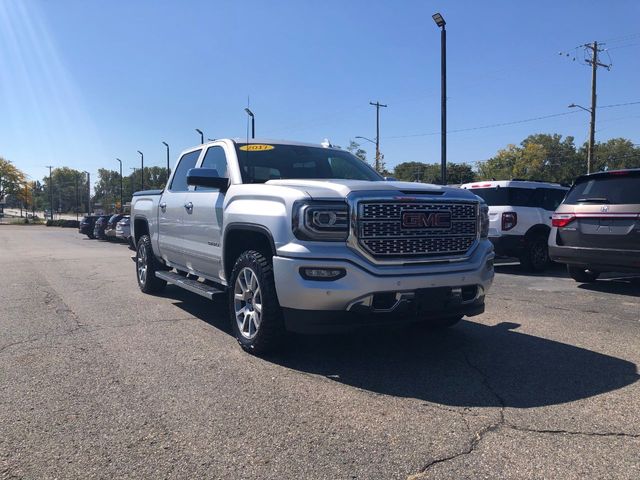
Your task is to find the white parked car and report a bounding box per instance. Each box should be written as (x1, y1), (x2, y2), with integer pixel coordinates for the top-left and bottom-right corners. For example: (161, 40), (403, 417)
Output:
(460, 180), (568, 271)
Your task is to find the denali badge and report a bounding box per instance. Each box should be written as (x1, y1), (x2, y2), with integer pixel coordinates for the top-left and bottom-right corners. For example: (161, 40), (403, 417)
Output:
(401, 211), (452, 229)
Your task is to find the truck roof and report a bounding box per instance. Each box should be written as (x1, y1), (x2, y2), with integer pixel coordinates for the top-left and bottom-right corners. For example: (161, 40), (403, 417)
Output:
(460, 179), (569, 190)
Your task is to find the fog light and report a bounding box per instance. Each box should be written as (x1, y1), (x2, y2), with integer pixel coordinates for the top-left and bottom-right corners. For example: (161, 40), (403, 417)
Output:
(300, 267), (346, 281)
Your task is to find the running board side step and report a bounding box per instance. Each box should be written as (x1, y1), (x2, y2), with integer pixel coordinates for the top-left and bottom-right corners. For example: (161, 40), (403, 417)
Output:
(155, 271), (224, 300)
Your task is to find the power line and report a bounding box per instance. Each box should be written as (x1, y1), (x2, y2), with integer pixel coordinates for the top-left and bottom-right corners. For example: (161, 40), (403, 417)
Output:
(384, 111), (581, 139)
(599, 100), (640, 109)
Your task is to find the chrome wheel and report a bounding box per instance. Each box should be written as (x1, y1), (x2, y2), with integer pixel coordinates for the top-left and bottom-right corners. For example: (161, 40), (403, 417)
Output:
(137, 244), (147, 285)
(234, 267), (262, 339)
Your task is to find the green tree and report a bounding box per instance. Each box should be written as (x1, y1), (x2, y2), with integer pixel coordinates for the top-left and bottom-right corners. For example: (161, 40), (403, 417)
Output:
(346, 140), (368, 163)
(477, 134), (581, 184)
(41, 167), (85, 214)
(393, 161), (476, 184)
(0, 157), (26, 203)
(584, 138), (640, 172)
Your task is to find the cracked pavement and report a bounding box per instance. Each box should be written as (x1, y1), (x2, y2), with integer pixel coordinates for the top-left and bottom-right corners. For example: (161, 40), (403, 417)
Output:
(1, 225), (639, 479)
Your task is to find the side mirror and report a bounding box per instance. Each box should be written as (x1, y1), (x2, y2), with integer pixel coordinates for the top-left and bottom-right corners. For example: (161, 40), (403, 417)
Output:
(186, 168), (229, 192)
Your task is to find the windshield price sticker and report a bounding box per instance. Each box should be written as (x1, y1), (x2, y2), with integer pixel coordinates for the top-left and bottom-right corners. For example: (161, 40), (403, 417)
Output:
(239, 144), (275, 151)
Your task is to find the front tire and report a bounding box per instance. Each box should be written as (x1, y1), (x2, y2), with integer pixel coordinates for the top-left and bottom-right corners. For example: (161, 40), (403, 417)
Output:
(520, 235), (549, 272)
(567, 265), (600, 283)
(136, 234), (167, 294)
(229, 250), (285, 354)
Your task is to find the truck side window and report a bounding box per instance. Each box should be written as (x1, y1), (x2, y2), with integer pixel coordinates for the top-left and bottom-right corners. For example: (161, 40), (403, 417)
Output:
(196, 146), (229, 191)
(170, 150), (201, 192)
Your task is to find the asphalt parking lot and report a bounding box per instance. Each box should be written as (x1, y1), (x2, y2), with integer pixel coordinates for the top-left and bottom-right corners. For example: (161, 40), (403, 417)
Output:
(1, 225), (639, 479)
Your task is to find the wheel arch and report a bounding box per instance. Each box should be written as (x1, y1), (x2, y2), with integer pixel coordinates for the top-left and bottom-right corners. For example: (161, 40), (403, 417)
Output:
(524, 223), (551, 242)
(223, 223), (276, 281)
(133, 215), (150, 246)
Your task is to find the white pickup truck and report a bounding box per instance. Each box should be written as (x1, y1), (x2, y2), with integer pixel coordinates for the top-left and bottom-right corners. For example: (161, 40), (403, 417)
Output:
(131, 139), (494, 353)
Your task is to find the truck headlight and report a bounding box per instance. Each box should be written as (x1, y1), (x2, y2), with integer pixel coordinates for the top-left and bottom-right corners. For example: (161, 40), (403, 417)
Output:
(292, 201), (349, 241)
(479, 203), (489, 238)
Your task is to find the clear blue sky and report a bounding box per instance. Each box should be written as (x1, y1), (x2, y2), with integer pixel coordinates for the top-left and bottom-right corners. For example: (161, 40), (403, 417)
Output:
(1, 0), (639, 185)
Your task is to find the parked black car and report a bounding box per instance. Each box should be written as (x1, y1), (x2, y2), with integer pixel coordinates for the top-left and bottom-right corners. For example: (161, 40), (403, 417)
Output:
(93, 215), (112, 240)
(104, 214), (125, 241)
(79, 215), (100, 239)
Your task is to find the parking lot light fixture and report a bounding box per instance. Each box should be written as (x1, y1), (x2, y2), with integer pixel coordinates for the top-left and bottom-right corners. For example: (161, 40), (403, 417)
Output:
(195, 129), (204, 144)
(137, 151), (144, 191)
(244, 108), (255, 139)
(355, 136), (376, 145)
(162, 141), (170, 178)
(432, 12), (446, 27)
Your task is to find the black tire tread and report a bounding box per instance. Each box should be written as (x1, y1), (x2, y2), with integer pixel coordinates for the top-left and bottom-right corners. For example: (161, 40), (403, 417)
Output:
(229, 250), (285, 354)
(136, 234), (167, 294)
(520, 235), (549, 272)
(567, 265), (600, 283)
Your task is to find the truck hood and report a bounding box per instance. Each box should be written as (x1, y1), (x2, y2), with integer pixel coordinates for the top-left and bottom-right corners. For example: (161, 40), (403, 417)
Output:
(265, 179), (476, 200)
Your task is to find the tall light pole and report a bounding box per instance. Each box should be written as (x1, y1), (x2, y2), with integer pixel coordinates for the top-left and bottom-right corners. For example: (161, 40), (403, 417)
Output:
(432, 12), (447, 185)
(130, 168), (137, 199)
(369, 101), (387, 173)
(83, 171), (90, 215)
(46, 165), (54, 220)
(137, 151), (144, 191)
(116, 158), (123, 213)
(195, 128), (204, 144)
(74, 173), (79, 221)
(244, 108), (255, 139)
(162, 141), (170, 178)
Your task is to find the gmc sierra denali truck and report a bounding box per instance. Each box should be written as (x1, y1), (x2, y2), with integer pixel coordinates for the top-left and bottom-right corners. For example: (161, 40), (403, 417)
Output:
(131, 139), (494, 353)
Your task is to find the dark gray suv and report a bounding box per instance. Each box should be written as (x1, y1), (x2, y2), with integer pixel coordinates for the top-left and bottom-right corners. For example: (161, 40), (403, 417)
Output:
(549, 169), (640, 282)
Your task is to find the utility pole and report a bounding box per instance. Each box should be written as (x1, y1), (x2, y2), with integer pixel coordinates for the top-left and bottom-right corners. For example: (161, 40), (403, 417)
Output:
(46, 165), (54, 220)
(369, 101), (387, 173)
(585, 41), (609, 174)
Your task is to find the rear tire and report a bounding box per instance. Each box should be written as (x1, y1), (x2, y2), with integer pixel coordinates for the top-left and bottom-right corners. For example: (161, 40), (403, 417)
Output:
(87, 233), (95, 239)
(229, 250), (285, 354)
(520, 235), (549, 272)
(567, 265), (600, 283)
(136, 234), (167, 294)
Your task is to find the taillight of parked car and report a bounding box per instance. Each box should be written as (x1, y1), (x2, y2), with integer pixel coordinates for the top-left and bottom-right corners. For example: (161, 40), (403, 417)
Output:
(501, 212), (517, 231)
(552, 213), (576, 228)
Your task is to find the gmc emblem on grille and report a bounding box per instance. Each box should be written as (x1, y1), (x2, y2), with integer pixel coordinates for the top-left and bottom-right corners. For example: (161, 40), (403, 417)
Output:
(401, 211), (452, 229)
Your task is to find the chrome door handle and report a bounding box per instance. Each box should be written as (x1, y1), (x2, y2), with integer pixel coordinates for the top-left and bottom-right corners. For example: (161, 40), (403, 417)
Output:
(184, 202), (193, 211)
(159, 202), (167, 211)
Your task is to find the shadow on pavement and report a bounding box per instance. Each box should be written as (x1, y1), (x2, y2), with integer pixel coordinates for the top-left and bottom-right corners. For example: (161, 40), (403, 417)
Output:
(164, 284), (638, 409)
(578, 276), (640, 297)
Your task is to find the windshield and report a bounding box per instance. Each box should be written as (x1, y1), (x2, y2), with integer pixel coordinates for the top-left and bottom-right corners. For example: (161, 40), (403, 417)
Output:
(564, 174), (640, 205)
(235, 143), (383, 183)
(469, 187), (567, 210)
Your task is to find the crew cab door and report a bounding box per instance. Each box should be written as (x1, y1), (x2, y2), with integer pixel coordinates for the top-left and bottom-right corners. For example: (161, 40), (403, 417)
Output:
(181, 144), (229, 280)
(157, 148), (202, 268)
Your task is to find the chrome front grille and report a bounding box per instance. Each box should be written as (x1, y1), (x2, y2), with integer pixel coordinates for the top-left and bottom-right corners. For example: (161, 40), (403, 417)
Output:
(357, 201), (478, 259)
